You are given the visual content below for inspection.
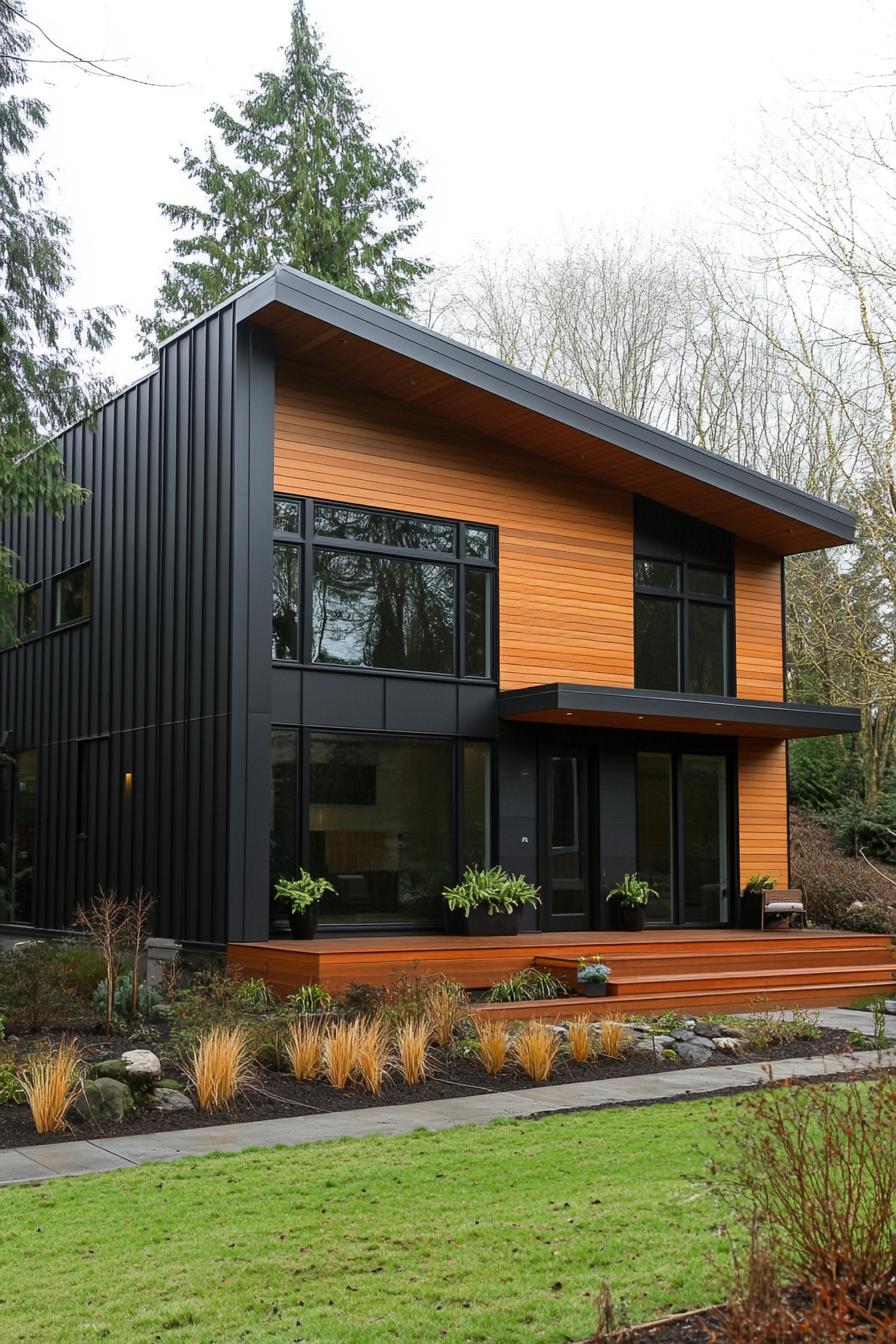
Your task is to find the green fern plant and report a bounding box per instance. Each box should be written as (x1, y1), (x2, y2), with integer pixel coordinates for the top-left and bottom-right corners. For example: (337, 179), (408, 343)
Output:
(484, 968), (567, 1003)
(443, 866), (541, 916)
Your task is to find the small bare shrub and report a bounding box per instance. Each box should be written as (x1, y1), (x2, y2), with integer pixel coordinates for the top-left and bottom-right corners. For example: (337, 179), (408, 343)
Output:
(424, 979), (469, 1047)
(714, 1072), (896, 1295)
(512, 1020), (559, 1082)
(567, 1015), (594, 1064)
(127, 887), (155, 1016)
(20, 1039), (80, 1134)
(356, 1016), (392, 1095)
(74, 888), (133, 1029)
(323, 1019), (360, 1089)
(473, 1014), (508, 1074)
(395, 1017), (431, 1085)
(597, 1017), (627, 1059)
(285, 1019), (323, 1081)
(187, 1026), (251, 1111)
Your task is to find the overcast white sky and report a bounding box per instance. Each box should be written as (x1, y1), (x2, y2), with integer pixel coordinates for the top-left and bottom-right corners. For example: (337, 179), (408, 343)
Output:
(25, 0), (893, 387)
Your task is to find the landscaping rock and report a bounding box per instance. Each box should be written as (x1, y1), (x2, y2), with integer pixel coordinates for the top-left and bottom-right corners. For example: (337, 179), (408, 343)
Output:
(674, 1041), (715, 1066)
(87, 1059), (131, 1085)
(711, 1037), (743, 1054)
(156, 1078), (185, 1091)
(121, 1049), (161, 1086)
(670, 1030), (696, 1042)
(650, 1034), (677, 1048)
(630, 1036), (661, 1054)
(148, 1087), (195, 1114)
(70, 1077), (135, 1125)
(691, 1019), (729, 1039)
(885, 1001), (896, 1016)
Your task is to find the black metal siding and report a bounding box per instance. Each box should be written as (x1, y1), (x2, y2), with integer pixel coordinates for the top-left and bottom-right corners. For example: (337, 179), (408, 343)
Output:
(0, 307), (246, 943)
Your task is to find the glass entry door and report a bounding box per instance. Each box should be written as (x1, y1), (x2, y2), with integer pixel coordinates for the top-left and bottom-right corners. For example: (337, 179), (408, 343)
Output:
(543, 750), (591, 930)
(636, 749), (731, 926)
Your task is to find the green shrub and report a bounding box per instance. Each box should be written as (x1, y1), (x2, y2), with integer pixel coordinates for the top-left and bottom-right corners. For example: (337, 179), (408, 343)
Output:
(286, 984), (334, 1014)
(0, 1062), (23, 1105)
(484, 968), (567, 1003)
(832, 794), (896, 867)
(0, 942), (87, 1031)
(231, 978), (275, 1013)
(442, 866), (541, 916)
(788, 736), (862, 812)
(92, 974), (160, 1020)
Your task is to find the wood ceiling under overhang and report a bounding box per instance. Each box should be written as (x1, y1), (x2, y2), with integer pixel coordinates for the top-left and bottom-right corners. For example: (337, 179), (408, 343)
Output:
(250, 293), (852, 556)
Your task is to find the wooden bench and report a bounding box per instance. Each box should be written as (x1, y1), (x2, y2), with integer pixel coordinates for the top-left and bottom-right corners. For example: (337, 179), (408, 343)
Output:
(761, 888), (807, 931)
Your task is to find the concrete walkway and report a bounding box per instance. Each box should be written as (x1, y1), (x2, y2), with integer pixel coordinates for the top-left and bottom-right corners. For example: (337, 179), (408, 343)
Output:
(1, 1020), (892, 1189)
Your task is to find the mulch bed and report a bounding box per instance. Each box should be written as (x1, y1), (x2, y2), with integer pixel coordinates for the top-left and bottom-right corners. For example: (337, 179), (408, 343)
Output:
(0, 1025), (864, 1149)
(596, 1287), (896, 1341)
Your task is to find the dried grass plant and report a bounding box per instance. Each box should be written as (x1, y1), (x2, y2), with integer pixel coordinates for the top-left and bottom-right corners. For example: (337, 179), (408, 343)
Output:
(395, 1017), (431, 1085)
(20, 1038), (80, 1134)
(323, 1019), (361, 1089)
(597, 1017), (627, 1059)
(473, 1014), (509, 1075)
(424, 979), (469, 1047)
(187, 1026), (251, 1111)
(285, 1018), (324, 1081)
(512, 1020), (559, 1082)
(356, 1016), (393, 1095)
(566, 1015), (594, 1064)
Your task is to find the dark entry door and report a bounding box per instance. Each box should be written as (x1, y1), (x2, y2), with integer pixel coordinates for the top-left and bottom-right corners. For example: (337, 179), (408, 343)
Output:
(542, 750), (591, 930)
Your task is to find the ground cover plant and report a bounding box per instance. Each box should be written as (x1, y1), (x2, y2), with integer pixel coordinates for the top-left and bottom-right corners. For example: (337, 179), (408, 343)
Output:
(0, 1095), (742, 1344)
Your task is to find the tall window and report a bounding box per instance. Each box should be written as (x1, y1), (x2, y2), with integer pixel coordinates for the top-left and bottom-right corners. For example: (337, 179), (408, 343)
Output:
(269, 730), (493, 929)
(0, 750), (37, 924)
(53, 563), (92, 628)
(636, 748), (730, 925)
(633, 498), (733, 695)
(272, 497), (497, 679)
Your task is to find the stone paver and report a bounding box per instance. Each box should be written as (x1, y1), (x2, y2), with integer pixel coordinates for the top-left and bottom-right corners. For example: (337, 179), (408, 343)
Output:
(0, 1045), (891, 1190)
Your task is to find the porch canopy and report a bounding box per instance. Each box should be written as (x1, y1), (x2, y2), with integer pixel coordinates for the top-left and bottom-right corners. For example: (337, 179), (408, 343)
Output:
(498, 683), (861, 739)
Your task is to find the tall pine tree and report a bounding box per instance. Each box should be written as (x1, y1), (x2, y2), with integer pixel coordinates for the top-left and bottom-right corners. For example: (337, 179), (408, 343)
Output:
(143, 1), (429, 351)
(0, 0), (113, 641)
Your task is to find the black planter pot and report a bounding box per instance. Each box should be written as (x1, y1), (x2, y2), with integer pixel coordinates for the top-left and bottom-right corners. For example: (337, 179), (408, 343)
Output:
(449, 907), (520, 937)
(618, 904), (647, 933)
(576, 980), (608, 997)
(288, 904), (319, 940)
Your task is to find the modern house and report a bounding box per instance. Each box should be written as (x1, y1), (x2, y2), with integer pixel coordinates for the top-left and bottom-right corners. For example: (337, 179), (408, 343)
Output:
(2, 266), (884, 1007)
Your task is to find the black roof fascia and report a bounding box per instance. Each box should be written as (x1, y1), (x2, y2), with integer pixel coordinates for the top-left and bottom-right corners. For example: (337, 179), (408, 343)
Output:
(498, 683), (861, 736)
(168, 266), (856, 545)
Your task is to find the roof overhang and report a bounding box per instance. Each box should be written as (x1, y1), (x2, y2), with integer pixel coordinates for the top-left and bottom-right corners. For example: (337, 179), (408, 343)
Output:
(499, 684), (861, 739)
(160, 267), (856, 556)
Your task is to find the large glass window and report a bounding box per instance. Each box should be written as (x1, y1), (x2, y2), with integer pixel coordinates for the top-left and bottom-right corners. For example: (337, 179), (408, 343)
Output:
(272, 496), (497, 679)
(636, 749), (730, 925)
(18, 586), (39, 639)
(270, 731), (492, 929)
(53, 563), (91, 628)
(0, 750), (37, 924)
(634, 498), (732, 696)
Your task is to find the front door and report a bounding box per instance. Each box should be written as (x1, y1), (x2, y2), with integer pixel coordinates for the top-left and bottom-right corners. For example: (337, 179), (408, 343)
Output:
(542, 750), (591, 930)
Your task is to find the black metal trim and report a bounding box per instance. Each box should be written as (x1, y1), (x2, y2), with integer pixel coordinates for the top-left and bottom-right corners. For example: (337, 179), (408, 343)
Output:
(499, 683), (861, 737)
(159, 267), (857, 547)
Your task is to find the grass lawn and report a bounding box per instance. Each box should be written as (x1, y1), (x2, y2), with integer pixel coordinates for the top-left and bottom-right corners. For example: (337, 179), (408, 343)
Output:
(0, 1098), (740, 1344)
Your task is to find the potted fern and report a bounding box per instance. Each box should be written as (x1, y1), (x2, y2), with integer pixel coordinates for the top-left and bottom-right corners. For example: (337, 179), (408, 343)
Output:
(606, 873), (658, 932)
(274, 870), (336, 940)
(442, 865), (541, 936)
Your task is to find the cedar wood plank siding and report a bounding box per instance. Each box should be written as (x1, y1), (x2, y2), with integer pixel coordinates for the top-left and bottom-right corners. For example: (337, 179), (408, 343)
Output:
(275, 360), (792, 890)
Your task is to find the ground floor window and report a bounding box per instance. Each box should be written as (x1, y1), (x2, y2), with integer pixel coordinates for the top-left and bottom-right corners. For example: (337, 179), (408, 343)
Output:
(636, 749), (730, 925)
(0, 749), (37, 924)
(270, 730), (493, 930)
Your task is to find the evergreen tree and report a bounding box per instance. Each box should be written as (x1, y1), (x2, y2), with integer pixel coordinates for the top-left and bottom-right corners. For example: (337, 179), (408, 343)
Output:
(0, 1), (113, 641)
(142, 1), (429, 352)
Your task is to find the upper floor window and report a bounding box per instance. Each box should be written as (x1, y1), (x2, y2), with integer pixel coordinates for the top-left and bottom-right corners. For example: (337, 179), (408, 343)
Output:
(633, 498), (733, 696)
(273, 497), (496, 679)
(53, 562), (92, 628)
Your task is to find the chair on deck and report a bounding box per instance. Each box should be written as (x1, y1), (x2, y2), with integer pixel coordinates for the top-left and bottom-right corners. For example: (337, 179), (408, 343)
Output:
(761, 888), (807, 931)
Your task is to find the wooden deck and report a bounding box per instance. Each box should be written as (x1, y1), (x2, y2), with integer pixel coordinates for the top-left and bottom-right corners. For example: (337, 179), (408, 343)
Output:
(227, 928), (896, 1014)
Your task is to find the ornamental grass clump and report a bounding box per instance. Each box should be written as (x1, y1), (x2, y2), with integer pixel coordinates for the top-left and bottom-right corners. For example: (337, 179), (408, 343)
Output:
(323, 1019), (361, 1090)
(566, 1015), (594, 1064)
(356, 1016), (392, 1095)
(512, 1020), (559, 1082)
(20, 1038), (80, 1134)
(187, 1026), (251, 1111)
(597, 1017), (627, 1059)
(284, 1018), (323, 1081)
(424, 978), (468, 1046)
(473, 1014), (508, 1074)
(395, 1017), (431, 1085)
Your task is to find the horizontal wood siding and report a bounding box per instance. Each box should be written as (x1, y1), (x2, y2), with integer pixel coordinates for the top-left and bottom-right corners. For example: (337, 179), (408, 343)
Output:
(735, 540), (784, 700)
(274, 361), (634, 690)
(738, 738), (790, 889)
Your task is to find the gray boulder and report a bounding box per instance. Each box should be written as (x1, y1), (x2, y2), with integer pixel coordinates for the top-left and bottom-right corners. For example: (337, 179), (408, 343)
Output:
(148, 1087), (195, 1114)
(121, 1049), (161, 1089)
(712, 1037), (743, 1054)
(87, 1058), (131, 1085)
(884, 1001), (896, 1016)
(71, 1077), (135, 1125)
(155, 1077), (185, 1091)
(670, 1030), (696, 1042)
(691, 1019), (730, 1039)
(675, 1040), (715, 1066)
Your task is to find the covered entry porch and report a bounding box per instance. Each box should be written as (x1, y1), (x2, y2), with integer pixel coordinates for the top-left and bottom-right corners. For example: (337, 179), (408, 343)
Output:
(227, 926), (896, 1016)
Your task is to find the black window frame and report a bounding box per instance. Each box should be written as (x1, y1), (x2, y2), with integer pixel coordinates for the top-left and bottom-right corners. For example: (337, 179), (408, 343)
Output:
(272, 495), (498, 682)
(633, 499), (734, 697)
(17, 584), (40, 641)
(268, 725), (497, 935)
(51, 561), (92, 631)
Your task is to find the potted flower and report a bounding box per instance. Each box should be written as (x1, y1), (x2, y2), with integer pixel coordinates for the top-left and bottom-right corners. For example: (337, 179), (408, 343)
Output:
(274, 870), (336, 940)
(442, 865), (541, 936)
(576, 954), (611, 996)
(606, 873), (658, 932)
(741, 873), (774, 929)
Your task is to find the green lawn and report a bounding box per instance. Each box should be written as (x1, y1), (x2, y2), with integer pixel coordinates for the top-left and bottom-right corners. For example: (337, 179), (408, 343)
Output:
(0, 1099), (739, 1344)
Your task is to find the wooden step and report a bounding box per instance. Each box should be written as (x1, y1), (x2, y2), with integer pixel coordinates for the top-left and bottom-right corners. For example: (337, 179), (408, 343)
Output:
(537, 943), (896, 976)
(604, 964), (896, 997)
